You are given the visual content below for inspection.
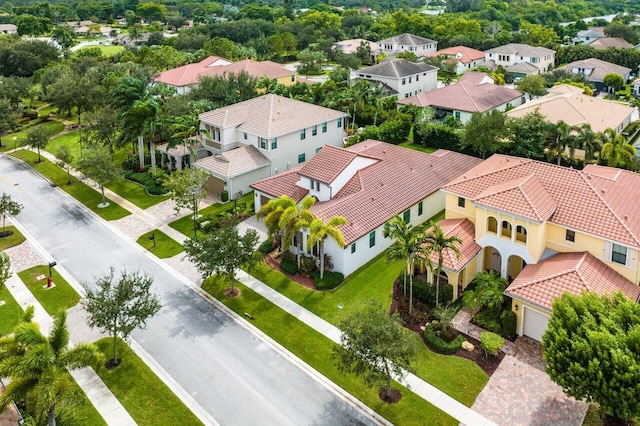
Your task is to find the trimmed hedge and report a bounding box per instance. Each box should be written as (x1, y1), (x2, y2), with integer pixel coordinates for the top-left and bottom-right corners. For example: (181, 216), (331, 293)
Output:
(424, 324), (465, 354)
(281, 260), (299, 275)
(501, 310), (517, 339)
(123, 170), (166, 195)
(312, 271), (344, 290)
(221, 190), (229, 202)
(258, 239), (274, 254)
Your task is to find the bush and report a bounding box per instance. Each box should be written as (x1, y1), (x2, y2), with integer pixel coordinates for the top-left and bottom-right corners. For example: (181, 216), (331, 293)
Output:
(199, 216), (222, 233)
(258, 239), (274, 254)
(123, 170), (166, 195)
(501, 310), (517, 339)
(424, 324), (465, 354)
(121, 152), (162, 171)
(281, 251), (296, 263)
(312, 271), (344, 290)
(299, 256), (317, 275)
(281, 260), (299, 275)
(441, 283), (454, 305)
(412, 280), (435, 305)
(221, 190), (229, 202)
(480, 332), (504, 357)
(472, 310), (502, 334)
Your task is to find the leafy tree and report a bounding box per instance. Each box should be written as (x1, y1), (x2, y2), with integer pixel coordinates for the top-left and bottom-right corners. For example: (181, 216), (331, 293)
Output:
(25, 126), (51, 163)
(604, 22), (639, 44)
(395, 51), (418, 62)
(82, 268), (161, 367)
(461, 109), (507, 159)
(55, 145), (74, 185)
(136, 2), (167, 22)
(184, 216), (260, 295)
(0, 192), (23, 236)
(1, 76), (30, 109)
(424, 222), (461, 307)
(383, 215), (428, 315)
(544, 292), (640, 423)
(599, 128), (636, 168)
(161, 167), (208, 217)
(301, 213), (347, 279)
(334, 301), (418, 401)
(505, 110), (547, 159)
(462, 270), (508, 312)
(515, 74), (547, 96)
(83, 107), (122, 153)
(603, 73), (625, 92)
(0, 311), (103, 426)
(0, 40), (59, 78)
(0, 98), (18, 147)
(16, 14), (52, 37)
(203, 37), (237, 60)
(0, 252), (10, 290)
(296, 48), (326, 75)
(76, 145), (121, 207)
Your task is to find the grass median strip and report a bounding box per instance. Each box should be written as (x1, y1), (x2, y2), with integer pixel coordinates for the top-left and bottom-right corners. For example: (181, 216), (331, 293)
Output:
(202, 274), (459, 426)
(94, 337), (203, 426)
(0, 286), (23, 335)
(18, 265), (80, 315)
(136, 230), (183, 258)
(67, 375), (108, 426)
(10, 149), (131, 221)
(0, 226), (26, 250)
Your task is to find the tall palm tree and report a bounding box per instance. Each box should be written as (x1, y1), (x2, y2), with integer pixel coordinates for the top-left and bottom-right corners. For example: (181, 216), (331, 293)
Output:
(545, 121), (576, 165)
(302, 213), (347, 279)
(279, 196), (317, 268)
(257, 195), (297, 248)
(51, 25), (76, 58)
(383, 215), (428, 315)
(424, 222), (461, 307)
(574, 123), (601, 163)
(0, 312), (103, 426)
(599, 127), (636, 167)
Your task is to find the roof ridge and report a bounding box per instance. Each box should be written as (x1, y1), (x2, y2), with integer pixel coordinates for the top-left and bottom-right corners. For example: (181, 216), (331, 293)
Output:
(459, 79), (481, 112)
(509, 267), (575, 291)
(577, 171), (640, 246)
(562, 94), (588, 123)
(516, 174), (547, 222)
(447, 156), (533, 190)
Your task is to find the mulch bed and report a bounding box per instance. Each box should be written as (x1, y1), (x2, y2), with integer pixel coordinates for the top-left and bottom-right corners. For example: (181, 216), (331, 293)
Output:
(379, 387), (402, 403)
(264, 254), (316, 290)
(389, 279), (504, 376)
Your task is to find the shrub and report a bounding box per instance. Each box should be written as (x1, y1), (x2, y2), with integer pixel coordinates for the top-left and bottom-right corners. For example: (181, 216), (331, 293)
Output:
(123, 169), (166, 195)
(412, 280), (435, 305)
(501, 310), (517, 339)
(312, 271), (344, 290)
(23, 109), (38, 120)
(221, 190), (229, 202)
(424, 324), (465, 354)
(441, 283), (454, 305)
(281, 260), (299, 275)
(258, 239), (274, 254)
(281, 251), (296, 263)
(472, 310), (502, 334)
(480, 332), (504, 357)
(299, 256), (317, 275)
(199, 216), (222, 233)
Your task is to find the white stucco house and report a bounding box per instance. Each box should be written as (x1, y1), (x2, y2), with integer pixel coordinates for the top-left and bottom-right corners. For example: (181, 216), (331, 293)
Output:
(355, 59), (438, 99)
(180, 94), (347, 197)
(484, 43), (556, 76)
(377, 33), (438, 57)
(250, 141), (481, 276)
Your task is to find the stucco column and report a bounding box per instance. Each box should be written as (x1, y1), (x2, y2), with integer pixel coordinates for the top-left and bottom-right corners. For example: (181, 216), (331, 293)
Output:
(150, 141), (156, 176)
(500, 254), (509, 281)
(137, 135), (144, 169)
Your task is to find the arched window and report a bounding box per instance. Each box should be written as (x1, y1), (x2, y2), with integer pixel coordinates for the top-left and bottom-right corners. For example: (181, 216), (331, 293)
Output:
(501, 221), (512, 239)
(516, 225), (527, 244)
(487, 217), (498, 234)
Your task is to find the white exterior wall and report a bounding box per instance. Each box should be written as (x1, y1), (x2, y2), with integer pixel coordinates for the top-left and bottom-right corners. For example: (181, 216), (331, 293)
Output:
(359, 69), (437, 98)
(227, 166), (270, 198)
(378, 41), (437, 55)
(455, 58), (486, 75)
(328, 156), (379, 195)
(453, 97), (522, 124)
(485, 52), (555, 73)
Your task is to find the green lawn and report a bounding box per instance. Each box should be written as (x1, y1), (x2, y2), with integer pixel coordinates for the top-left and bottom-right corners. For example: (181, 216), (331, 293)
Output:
(202, 275), (459, 426)
(67, 375), (107, 426)
(169, 191), (254, 237)
(47, 131), (81, 160)
(107, 179), (170, 209)
(76, 44), (125, 57)
(0, 286), (23, 335)
(136, 230), (183, 258)
(10, 150), (131, 221)
(0, 226), (26, 250)
(399, 141), (437, 154)
(94, 337), (203, 426)
(38, 105), (58, 119)
(18, 265), (80, 316)
(1, 121), (66, 152)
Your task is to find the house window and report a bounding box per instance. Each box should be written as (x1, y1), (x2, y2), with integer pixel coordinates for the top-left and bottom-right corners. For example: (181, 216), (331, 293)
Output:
(403, 209), (410, 223)
(409, 76), (412, 83)
(457, 197), (465, 208)
(531, 57), (538, 63)
(516, 225), (527, 244)
(487, 217), (497, 233)
(455, 111), (461, 120)
(270, 138), (277, 149)
(291, 74), (295, 82)
(312, 125), (317, 136)
(501, 221), (512, 239)
(259, 137), (267, 149)
(405, 93), (410, 98)
(298, 153), (306, 163)
(322, 122), (327, 133)
(418, 201), (423, 216)
(300, 129), (306, 140)
(351, 243), (356, 254)
(337, 119), (342, 128)
(612, 243), (627, 265)
(402, 78), (406, 85)
(243, 132), (247, 140)
(565, 230), (575, 243)
(416, 75), (419, 81)
(369, 231), (376, 247)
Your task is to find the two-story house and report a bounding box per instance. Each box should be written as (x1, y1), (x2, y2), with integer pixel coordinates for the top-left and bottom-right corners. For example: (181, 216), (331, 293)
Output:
(572, 27), (605, 45)
(427, 45), (486, 75)
(484, 43), (556, 76)
(251, 141), (481, 276)
(377, 33), (438, 57)
(186, 94), (347, 197)
(439, 155), (640, 341)
(559, 58), (631, 93)
(355, 59), (438, 99)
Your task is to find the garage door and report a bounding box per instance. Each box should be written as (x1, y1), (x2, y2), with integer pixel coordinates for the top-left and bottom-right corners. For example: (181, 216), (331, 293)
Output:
(206, 176), (225, 195)
(523, 307), (550, 342)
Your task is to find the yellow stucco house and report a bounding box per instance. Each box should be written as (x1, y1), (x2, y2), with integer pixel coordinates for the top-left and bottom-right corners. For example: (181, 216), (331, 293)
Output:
(428, 154), (640, 341)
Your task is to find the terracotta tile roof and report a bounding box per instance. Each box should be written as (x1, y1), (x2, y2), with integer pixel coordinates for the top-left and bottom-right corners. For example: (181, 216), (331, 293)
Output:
(474, 174), (557, 222)
(335, 38), (378, 54)
(505, 252), (640, 311)
(194, 145), (270, 178)
(427, 45), (485, 63)
(587, 37), (633, 50)
(397, 73), (522, 112)
(156, 142), (192, 156)
(484, 43), (555, 57)
(506, 85), (633, 133)
(426, 219), (481, 272)
(198, 94), (346, 138)
(505, 62), (541, 74)
(155, 56), (231, 87)
(250, 167), (309, 202)
(443, 154), (640, 247)
(560, 58), (631, 81)
(217, 59), (293, 79)
(357, 59), (437, 78)
(298, 145), (360, 184)
(378, 33), (437, 46)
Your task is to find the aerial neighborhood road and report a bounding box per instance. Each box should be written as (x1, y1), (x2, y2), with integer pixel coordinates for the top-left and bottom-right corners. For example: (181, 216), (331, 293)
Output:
(0, 155), (377, 426)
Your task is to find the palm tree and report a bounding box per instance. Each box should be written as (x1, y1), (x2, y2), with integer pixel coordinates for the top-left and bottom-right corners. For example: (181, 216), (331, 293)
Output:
(462, 270), (508, 313)
(574, 123), (601, 163)
(279, 196), (317, 268)
(383, 215), (428, 315)
(545, 121), (575, 165)
(257, 195), (297, 249)
(51, 26), (76, 58)
(302, 213), (347, 279)
(599, 127), (636, 167)
(424, 222), (461, 307)
(0, 312), (103, 426)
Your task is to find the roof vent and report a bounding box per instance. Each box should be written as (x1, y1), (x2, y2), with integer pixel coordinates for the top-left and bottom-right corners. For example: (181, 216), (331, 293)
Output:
(410, 167), (414, 171)
(380, 182), (384, 186)
(371, 197), (375, 201)
(624, 215), (629, 220)
(601, 189), (605, 193)
(383, 150), (387, 154)
(430, 163), (433, 168)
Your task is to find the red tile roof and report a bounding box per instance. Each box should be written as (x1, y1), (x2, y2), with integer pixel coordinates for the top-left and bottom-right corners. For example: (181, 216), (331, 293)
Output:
(155, 56), (231, 87)
(251, 167), (309, 202)
(426, 219), (481, 272)
(443, 155), (640, 247)
(298, 145), (374, 184)
(427, 45), (485, 63)
(505, 251), (640, 311)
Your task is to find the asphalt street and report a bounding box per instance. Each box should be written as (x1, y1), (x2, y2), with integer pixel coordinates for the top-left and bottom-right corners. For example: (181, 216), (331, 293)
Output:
(0, 155), (376, 426)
